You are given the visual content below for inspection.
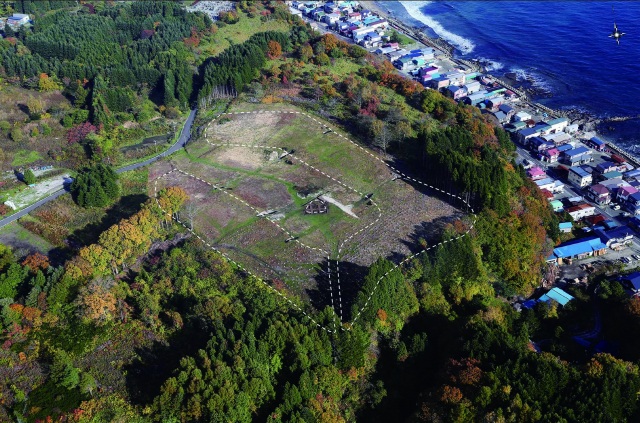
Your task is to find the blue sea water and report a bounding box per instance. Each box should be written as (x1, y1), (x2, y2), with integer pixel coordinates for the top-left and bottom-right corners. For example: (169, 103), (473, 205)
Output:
(378, 1), (640, 151)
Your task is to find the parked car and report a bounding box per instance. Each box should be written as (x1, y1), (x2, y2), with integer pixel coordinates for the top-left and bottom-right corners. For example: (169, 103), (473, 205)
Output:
(612, 204), (621, 210)
(632, 254), (640, 261)
(623, 212), (632, 217)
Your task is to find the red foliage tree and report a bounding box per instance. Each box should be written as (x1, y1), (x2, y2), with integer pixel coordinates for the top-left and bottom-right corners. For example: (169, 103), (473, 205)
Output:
(66, 122), (97, 144)
(22, 252), (50, 272)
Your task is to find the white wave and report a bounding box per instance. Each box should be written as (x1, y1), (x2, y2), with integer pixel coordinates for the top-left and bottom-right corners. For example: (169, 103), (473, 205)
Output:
(476, 57), (504, 72)
(399, 1), (476, 54)
(508, 67), (553, 93)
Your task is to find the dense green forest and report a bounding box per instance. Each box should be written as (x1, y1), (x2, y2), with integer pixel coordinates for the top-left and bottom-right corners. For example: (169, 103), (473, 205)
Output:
(1, 1), (640, 422)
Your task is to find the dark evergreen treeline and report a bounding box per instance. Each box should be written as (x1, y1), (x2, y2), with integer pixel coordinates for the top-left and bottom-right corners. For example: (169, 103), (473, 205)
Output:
(198, 31), (292, 101)
(14, 0), (75, 15)
(1, 1), (211, 105)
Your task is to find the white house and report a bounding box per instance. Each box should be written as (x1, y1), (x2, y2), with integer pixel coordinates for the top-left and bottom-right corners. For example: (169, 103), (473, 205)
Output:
(568, 166), (592, 188)
(514, 111), (532, 122)
(565, 123), (580, 134)
(464, 80), (481, 95)
(546, 117), (569, 133)
(6, 13), (29, 28)
(566, 203), (596, 220)
(445, 72), (466, 86)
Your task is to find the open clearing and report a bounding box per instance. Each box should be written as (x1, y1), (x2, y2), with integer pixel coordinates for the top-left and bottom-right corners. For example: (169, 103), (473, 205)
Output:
(150, 104), (468, 326)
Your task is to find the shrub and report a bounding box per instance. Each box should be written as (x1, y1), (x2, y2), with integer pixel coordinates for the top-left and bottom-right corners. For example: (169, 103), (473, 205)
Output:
(41, 123), (52, 135)
(0, 121), (10, 132)
(10, 128), (23, 142)
(23, 169), (36, 185)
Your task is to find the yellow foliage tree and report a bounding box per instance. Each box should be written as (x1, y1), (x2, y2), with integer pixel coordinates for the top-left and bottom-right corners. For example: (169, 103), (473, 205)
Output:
(38, 73), (62, 92)
(76, 279), (117, 325)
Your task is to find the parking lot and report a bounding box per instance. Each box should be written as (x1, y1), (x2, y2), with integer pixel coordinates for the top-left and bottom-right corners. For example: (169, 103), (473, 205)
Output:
(558, 246), (640, 283)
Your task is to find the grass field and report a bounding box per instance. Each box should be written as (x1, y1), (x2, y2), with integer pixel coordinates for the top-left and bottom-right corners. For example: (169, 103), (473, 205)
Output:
(11, 150), (43, 167)
(149, 103), (463, 307)
(196, 12), (290, 63)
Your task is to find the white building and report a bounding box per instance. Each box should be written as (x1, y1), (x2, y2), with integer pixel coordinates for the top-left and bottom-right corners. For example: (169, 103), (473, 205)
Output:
(567, 203), (596, 220)
(463, 80), (481, 95)
(546, 117), (569, 133)
(568, 166), (592, 188)
(514, 111), (532, 122)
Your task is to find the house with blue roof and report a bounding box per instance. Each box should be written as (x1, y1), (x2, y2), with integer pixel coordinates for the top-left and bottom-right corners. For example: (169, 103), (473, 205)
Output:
(568, 165), (592, 188)
(596, 161), (619, 175)
(589, 136), (607, 151)
(557, 143), (574, 153)
(539, 287), (574, 306)
(595, 225), (634, 248)
(624, 169), (640, 181)
(535, 123), (553, 135)
(562, 146), (592, 166)
(518, 127), (541, 144)
(621, 272), (640, 294)
(559, 221), (573, 233)
(548, 236), (607, 264)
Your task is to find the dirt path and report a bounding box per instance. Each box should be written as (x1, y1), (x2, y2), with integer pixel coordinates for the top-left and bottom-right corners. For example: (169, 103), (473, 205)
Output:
(320, 194), (358, 218)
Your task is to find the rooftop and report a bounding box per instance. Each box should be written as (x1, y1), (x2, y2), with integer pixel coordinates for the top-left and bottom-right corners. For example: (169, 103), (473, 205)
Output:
(564, 146), (590, 158)
(547, 117), (569, 125)
(602, 170), (623, 179)
(552, 237), (607, 259)
(589, 184), (610, 195)
(590, 136), (607, 146)
(595, 225), (634, 244)
(569, 166), (590, 177)
(559, 222), (573, 230)
(539, 287), (574, 306)
(622, 272), (640, 291)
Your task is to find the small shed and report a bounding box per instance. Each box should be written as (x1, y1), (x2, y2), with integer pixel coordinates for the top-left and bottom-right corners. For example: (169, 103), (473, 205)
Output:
(538, 287), (574, 306)
(559, 222), (573, 233)
(550, 200), (564, 212)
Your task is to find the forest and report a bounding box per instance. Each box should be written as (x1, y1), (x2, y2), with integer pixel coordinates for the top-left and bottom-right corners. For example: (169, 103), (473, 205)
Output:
(1, 1), (640, 422)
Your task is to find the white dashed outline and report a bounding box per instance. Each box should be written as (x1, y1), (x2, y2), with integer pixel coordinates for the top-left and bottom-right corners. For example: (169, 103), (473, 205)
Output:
(154, 109), (476, 332)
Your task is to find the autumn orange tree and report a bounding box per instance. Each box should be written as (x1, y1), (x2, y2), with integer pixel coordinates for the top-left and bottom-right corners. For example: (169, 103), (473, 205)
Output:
(267, 40), (282, 59)
(22, 252), (49, 273)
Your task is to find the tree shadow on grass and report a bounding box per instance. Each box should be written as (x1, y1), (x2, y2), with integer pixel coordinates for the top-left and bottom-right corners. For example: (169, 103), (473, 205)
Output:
(307, 258), (369, 323)
(69, 193), (149, 247)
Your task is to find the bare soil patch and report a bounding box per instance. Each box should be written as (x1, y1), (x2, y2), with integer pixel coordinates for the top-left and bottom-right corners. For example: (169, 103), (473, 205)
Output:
(214, 146), (265, 170)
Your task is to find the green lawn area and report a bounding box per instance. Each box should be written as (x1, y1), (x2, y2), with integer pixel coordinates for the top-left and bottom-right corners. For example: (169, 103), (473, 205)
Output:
(197, 13), (290, 63)
(0, 221), (54, 254)
(11, 150), (43, 167)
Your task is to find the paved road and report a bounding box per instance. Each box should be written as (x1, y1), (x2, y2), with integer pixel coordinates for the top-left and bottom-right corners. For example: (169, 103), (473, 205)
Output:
(0, 108), (197, 229)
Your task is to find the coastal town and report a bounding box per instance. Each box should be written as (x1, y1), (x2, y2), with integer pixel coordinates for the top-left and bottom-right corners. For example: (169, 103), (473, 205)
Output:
(289, 0), (640, 302)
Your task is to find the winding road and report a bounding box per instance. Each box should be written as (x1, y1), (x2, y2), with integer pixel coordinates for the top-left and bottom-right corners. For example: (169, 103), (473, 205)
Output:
(0, 109), (197, 229)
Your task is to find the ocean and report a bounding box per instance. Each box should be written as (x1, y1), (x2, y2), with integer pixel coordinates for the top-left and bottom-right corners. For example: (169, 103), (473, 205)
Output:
(378, 1), (640, 152)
